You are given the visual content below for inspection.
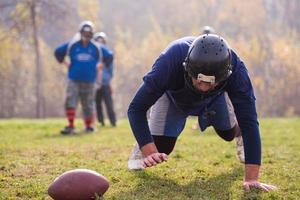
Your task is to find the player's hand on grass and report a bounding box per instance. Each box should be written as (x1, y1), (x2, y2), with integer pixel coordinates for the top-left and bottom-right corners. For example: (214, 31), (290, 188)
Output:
(243, 180), (277, 192)
(142, 153), (168, 168)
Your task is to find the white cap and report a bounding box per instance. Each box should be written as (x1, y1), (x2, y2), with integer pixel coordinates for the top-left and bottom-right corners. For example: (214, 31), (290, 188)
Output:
(94, 32), (107, 41)
(79, 21), (95, 32)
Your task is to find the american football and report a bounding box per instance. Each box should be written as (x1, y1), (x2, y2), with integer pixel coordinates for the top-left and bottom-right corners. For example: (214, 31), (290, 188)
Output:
(48, 169), (109, 200)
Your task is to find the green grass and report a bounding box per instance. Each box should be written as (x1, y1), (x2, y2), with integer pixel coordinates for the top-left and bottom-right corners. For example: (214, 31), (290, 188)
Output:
(0, 118), (299, 199)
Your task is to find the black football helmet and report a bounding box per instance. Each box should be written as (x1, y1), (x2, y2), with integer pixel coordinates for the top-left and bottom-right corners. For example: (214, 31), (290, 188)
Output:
(184, 34), (232, 84)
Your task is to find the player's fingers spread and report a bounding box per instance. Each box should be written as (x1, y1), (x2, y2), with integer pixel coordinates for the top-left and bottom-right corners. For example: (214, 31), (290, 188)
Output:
(252, 182), (262, 188)
(142, 162), (147, 168)
(142, 159), (150, 168)
(269, 185), (277, 190)
(243, 183), (250, 192)
(262, 183), (277, 189)
(152, 154), (162, 163)
(143, 158), (154, 167)
(258, 184), (270, 192)
(160, 153), (168, 161)
(261, 183), (277, 191)
(262, 185), (273, 192)
(146, 156), (157, 166)
(252, 182), (269, 192)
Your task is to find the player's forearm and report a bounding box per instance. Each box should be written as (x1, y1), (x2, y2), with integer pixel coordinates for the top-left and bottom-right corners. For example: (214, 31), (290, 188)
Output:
(128, 84), (161, 148)
(127, 106), (153, 147)
(245, 164), (260, 181)
(233, 101), (262, 165)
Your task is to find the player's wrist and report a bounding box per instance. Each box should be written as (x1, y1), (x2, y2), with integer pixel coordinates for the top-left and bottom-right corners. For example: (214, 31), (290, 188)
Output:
(140, 143), (158, 157)
(244, 164), (260, 181)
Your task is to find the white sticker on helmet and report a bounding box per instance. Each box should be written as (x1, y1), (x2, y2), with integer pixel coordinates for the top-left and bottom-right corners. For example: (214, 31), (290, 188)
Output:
(197, 73), (215, 84)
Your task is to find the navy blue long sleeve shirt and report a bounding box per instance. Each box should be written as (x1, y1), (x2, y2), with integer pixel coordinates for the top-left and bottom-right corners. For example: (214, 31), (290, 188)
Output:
(128, 37), (261, 165)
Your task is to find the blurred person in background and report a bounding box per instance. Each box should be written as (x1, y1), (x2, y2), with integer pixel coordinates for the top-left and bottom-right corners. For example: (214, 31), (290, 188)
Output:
(94, 32), (116, 127)
(54, 21), (103, 134)
(202, 25), (216, 34)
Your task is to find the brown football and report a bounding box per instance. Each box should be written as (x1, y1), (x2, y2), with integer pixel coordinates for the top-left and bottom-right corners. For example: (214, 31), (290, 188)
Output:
(48, 169), (109, 200)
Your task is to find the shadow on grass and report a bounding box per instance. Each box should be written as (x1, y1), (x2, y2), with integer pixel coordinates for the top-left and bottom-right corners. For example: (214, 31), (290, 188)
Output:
(35, 129), (103, 139)
(242, 189), (265, 200)
(112, 167), (262, 200)
(36, 125), (117, 140)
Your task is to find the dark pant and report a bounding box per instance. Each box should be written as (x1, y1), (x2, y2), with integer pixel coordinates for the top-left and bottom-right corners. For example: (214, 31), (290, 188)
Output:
(95, 85), (116, 126)
(214, 124), (241, 141)
(153, 124), (241, 154)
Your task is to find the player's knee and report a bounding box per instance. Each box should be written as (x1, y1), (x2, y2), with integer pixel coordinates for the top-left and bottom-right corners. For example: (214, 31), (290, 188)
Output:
(222, 133), (235, 142)
(158, 146), (174, 155)
(152, 135), (177, 155)
(214, 124), (240, 142)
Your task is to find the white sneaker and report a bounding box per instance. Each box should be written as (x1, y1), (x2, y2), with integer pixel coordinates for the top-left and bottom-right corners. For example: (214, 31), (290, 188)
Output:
(128, 143), (144, 170)
(235, 136), (245, 163)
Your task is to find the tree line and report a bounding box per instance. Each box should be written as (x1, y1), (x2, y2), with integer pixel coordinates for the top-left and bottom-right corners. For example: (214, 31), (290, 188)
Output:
(0, 0), (299, 118)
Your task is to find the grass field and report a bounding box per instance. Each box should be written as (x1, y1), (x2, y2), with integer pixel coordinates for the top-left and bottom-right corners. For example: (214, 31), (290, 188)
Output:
(0, 118), (299, 199)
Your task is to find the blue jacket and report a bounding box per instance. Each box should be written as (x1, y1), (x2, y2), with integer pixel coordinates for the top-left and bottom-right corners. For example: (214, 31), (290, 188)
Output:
(54, 39), (102, 82)
(101, 45), (114, 86)
(128, 37), (261, 165)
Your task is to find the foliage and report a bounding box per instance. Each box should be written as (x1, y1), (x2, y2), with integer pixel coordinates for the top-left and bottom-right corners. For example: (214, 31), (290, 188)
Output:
(0, 0), (299, 117)
(78, 0), (101, 27)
